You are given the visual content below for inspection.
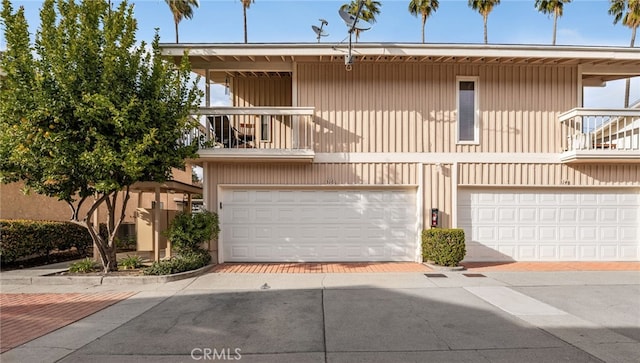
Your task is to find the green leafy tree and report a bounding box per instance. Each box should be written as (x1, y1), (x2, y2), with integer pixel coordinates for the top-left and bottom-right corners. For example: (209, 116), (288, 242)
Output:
(535, 0), (571, 45)
(468, 0), (501, 44)
(164, 0), (199, 43)
(340, 0), (382, 42)
(0, 0), (202, 272)
(609, 0), (640, 107)
(241, 0), (254, 43)
(408, 0), (439, 43)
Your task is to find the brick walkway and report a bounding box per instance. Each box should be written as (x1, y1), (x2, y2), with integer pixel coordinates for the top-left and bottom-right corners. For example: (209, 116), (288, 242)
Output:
(211, 262), (432, 273)
(461, 261), (640, 272)
(211, 261), (640, 273)
(0, 292), (135, 353)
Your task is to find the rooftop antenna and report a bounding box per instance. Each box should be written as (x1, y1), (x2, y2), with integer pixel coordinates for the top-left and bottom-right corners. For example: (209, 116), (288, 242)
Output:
(312, 19), (329, 43)
(338, 0), (371, 71)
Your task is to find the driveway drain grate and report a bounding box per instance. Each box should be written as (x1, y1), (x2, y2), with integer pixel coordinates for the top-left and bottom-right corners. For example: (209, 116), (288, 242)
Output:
(424, 273), (447, 278)
(463, 273), (486, 278)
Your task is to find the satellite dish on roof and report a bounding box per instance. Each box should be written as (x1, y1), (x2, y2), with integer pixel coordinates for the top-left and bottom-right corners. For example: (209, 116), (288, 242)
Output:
(311, 19), (329, 43)
(339, 8), (371, 32)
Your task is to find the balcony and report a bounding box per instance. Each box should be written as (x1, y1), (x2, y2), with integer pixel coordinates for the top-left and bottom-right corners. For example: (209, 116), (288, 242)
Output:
(559, 108), (640, 164)
(189, 106), (315, 163)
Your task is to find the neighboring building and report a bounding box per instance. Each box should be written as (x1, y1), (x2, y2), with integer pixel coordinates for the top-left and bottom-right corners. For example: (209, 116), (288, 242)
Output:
(0, 166), (197, 223)
(161, 43), (640, 263)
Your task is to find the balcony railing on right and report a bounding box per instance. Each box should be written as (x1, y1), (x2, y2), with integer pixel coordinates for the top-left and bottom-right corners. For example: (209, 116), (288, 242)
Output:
(559, 108), (640, 163)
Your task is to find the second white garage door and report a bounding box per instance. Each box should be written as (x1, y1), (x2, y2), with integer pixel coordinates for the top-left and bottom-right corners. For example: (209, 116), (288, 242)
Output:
(220, 188), (418, 262)
(458, 188), (640, 261)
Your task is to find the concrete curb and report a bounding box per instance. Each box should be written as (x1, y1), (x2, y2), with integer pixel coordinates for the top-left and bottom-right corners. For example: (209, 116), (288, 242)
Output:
(424, 262), (466, 271)
(2, 264), (213, 286)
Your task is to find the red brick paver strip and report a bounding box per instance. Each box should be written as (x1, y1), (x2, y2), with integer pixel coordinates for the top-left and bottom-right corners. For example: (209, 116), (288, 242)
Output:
(211, 262), (640, 273)
(461, 261), (640, 272)
(0, 292), (135, 353)
(211, 262), (432, 273)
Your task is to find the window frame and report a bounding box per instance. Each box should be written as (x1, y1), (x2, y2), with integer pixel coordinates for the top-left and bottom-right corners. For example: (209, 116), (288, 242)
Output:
(456, 76), (480, 145)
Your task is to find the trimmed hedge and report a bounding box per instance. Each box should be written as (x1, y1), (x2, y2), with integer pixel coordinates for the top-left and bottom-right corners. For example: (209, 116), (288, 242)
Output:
(0, 220), (92, 264)
(422, 228), (466, 267)
(143, 249), (211, 275)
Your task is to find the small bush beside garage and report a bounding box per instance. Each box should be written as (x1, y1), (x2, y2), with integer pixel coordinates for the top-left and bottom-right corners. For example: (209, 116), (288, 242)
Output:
(0, 219), (92, 264)
(422, 229), (466, 267)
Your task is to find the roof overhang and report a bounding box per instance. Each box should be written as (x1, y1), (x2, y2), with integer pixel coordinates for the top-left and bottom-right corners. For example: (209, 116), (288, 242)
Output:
(160, 42), (640, 83)
(130, 180), (202, 195)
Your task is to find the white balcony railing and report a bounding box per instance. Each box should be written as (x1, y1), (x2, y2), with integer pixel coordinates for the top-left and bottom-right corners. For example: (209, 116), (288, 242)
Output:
(559, 108), (640, 163)
(182, 107), (316, 162)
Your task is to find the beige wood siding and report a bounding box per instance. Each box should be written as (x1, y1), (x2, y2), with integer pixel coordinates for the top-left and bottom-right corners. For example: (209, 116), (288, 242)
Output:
(205, 162), (418, 208)
(297, 62), (576, 154)
(233, 76), (291, 107)
(458, 163), (640, 187)
(424, 163), (453, 228)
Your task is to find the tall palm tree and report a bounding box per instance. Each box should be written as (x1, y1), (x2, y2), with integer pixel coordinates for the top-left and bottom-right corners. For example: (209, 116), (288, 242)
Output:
(609, 0), (640, 107)
(408, 0), (439, 43)
(467, 0), (501, 44)
(340, 0), (382, 42)
(242, 0), (255, 43)
(164, 0), (199, 43)
(535, 0), (572, 45)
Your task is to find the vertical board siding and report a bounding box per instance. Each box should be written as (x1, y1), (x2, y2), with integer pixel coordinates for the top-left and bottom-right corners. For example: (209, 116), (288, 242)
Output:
(458, 163), (640, 186)
(297, 62), (576, 154)
(423, 164), (453, 229)
(206, 162), (419, 213)
(233, 76), (292, 107)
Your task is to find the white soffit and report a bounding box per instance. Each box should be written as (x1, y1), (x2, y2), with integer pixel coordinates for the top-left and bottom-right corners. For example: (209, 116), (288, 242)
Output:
(160, 43), (640, 66)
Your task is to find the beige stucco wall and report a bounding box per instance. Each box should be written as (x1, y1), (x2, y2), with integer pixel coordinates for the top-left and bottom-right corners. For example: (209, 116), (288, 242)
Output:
(0, 165), (197, 222)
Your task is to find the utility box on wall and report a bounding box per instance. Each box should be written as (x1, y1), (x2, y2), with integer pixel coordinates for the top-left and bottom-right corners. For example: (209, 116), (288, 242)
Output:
(136, 208), (177, 251)
(431, 208), (439, 228)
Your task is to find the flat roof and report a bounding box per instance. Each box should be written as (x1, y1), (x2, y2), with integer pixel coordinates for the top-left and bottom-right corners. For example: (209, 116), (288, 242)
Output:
(160, 42), (640, 66)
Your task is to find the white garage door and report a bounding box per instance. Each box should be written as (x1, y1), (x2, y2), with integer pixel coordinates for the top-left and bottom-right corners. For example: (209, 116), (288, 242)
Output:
(458, 189), (640, 261)
(221, 188), (418, 262)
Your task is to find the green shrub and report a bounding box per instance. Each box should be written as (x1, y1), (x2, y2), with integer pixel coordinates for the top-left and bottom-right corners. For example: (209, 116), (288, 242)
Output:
(68, 258), (98, 273)
(422, 229), (466, 267)
(164, 210), (220, 253)
(143, 249), (211, 276)
(118, 255), (144, 270)
(0, 220), (93, 264)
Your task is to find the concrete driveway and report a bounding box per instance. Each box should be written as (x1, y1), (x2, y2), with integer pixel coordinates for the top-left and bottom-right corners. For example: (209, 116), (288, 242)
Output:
(3, 270), (637, 363)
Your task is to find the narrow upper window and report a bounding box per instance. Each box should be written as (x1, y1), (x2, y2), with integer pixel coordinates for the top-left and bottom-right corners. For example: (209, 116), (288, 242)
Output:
(457, 77), (479, 144)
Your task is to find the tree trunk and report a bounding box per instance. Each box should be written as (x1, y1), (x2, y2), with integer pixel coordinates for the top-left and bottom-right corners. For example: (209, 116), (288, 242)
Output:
(175, 20), (179, 43)
(552, 11), (558, 45)
(243, 7), (248, 43)
(483, 14), (488, 44)
(624, 26), (636, 108)
(422, 14), (426, 44)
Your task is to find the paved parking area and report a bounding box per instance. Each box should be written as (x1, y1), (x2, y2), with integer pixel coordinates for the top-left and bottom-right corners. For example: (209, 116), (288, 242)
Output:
(1, 263), (639, 363)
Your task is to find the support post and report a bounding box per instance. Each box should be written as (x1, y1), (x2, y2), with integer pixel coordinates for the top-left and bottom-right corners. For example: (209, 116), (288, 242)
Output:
(153, 187), (161, 261)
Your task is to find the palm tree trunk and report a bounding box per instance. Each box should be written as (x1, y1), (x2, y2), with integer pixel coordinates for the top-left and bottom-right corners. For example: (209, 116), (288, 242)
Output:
(422, 13), (427, 43)
(552, 11), (558, 45)
(624, 26), (636, 108)
(243, 6), (248, 43)
(483, 14), (488, 44)
(175, 20), (179, 43)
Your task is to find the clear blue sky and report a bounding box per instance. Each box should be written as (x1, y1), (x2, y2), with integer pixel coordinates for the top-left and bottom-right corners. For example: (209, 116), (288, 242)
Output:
(2, 0), (638, 106)
(2, 0), (637, 46)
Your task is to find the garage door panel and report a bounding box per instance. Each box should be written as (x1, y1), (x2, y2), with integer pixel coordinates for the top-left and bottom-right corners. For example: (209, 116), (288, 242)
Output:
(459, 189), (640, 261)
(222, 188), (417, 262)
